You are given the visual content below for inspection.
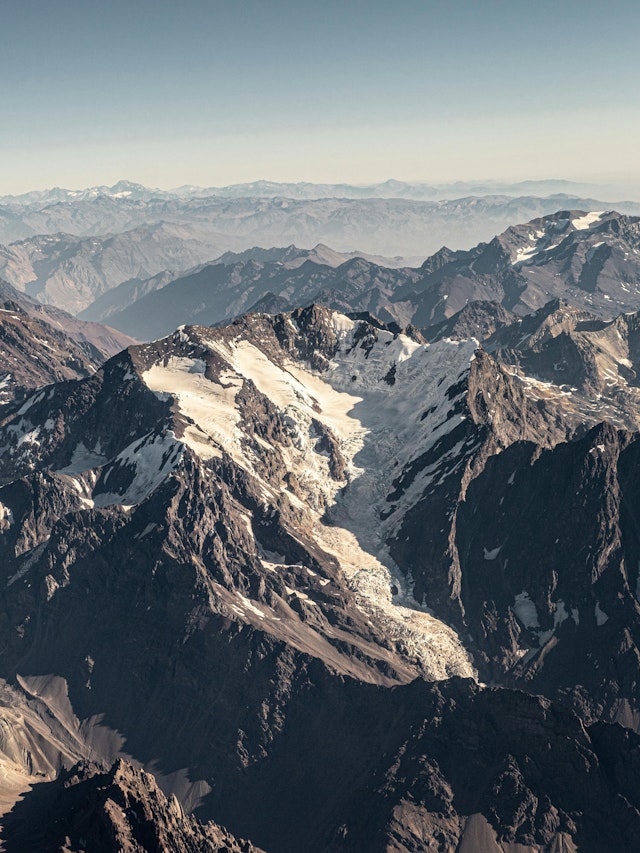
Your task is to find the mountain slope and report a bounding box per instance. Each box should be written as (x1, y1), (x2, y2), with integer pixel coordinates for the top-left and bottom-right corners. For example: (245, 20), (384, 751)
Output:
(98, 257), (418, 340)
(0, 280), (134, 405)
(79, 244), (404, 325)
(2, 759), (264, 853)
(405, 209), (640, 324)
(4, 679), (640, 852)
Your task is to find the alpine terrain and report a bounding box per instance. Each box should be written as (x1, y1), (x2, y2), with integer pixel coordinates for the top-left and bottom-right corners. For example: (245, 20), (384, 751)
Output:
(0, 279), (134, 407)
(2, 290), (640, 850)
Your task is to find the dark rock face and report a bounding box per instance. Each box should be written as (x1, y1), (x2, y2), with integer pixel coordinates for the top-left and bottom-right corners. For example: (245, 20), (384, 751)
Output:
(0, 353), (171, 485)
(0, 302), (98, 407)
(385, 305), (640, 727)
(4, 676), (640, 853)
(148, 674), (640, 853)
(422, 300), (519, 343)
(1, 759), (264, 852)
(0, 279), (135, 354)
(243, 290), (293, 317)
(454, 423), (640, 710)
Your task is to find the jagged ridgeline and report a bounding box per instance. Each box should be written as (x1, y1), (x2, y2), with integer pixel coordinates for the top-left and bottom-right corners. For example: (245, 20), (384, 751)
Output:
(73, 209), (640, 345)
(2, 300), (640, 850)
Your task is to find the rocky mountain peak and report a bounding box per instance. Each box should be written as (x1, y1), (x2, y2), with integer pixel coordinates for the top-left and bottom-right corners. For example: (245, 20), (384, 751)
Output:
(2, 759), (264, 852)
(423, 299), (519, 343)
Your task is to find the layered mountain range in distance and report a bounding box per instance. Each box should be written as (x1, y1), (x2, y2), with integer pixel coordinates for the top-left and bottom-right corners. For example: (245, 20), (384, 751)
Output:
(3, 183), (640, 851)
(82, 209), (640, 342)
(0, 177), (621, 204)
(2, 180), (640, 314)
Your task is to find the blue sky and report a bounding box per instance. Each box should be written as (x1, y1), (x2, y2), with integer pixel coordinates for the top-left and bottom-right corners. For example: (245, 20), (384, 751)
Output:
(1, 0), (639, 192)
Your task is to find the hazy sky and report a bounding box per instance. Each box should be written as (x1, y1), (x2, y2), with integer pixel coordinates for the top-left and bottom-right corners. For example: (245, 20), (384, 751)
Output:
(1, 0), (639, 193)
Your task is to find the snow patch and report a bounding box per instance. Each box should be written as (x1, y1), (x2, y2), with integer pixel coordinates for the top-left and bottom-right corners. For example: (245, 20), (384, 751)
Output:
(135, 523), (157, 539)
(572, 211), (604, 230)
(59, 442), (108, 474)
(513, 591), (540, 629)
(143, 357), (243, 461)
(483, 545), (501, 561)
(7, 541), (49, 587)
(16, 390), (46, 416)
(513, 244), (539, 265)
(93, 431), (184, 507)
(0, 502), (14, 528)
(17, 427), (41, 448)
(595, 601), (609, 626)
(237, 594), (265, 619)
(554, 599), (569, 627)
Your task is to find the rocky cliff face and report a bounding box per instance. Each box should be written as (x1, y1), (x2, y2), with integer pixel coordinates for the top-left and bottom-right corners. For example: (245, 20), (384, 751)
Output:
(3, 303), (640, 849)
(387, 299), (640, 725)
(422, 299), (519, 343)
(407, 210), (640, 325)
(5, 681), (640, 853)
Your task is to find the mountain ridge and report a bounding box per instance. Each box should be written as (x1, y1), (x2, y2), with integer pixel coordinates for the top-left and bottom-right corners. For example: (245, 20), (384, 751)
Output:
(4, 268), (640, 846)
(5, 0), (640, 836)
(93, 209), (640, 342)
(0, 177), (630, 204)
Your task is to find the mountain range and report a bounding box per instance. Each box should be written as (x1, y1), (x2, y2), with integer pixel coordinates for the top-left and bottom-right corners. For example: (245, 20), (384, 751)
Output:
(0, 177), (626, 205)
(0, 223), (230, 315)
(6, 185), (640, 851)
(0, 279), (134, 406)
(3, 292), (640, 848)
(0, 232), (403, 317)
(2, 184), (640, 288)
(86, 209), (640, 342)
